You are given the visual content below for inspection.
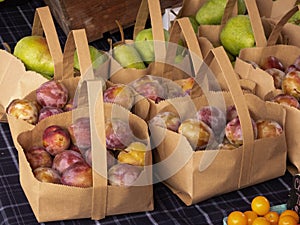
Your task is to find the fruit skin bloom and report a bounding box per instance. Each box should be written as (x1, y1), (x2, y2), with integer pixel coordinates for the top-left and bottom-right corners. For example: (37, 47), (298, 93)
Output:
(108, 163), (142, 186)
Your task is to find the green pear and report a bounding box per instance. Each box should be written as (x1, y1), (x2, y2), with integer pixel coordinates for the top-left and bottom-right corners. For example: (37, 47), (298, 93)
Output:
(195, 0), (246, 25)
(196, 0), (227, 25)
(134, 28), (170, 64)
(288, 10), (300, 25)
(220, 15), (255, 56)
(74, 45), (108, 71)
(13, 36), (54, 79)
(237, 0), (246, 15)
(113, 43), (146, 69)
(189, 16), (200, 33)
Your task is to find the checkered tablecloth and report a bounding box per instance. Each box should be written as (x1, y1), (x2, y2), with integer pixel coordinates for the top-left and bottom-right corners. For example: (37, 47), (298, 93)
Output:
(0, 1), (294, 224)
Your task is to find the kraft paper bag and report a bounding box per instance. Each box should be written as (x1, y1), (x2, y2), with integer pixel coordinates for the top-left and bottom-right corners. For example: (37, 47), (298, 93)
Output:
(7, 27), (95, 150)
(151, 46), (287, 206)
(265, 5), (300, 48)
(236, 5), (300, 98)
(0, 6), (62, 122)
(256, 0), (298, 20)
(235, 5), (300, 172)
(16, 78), (153, 222)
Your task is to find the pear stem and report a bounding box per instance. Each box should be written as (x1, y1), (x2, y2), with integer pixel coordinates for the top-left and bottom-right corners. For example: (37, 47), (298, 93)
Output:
(115, 20), (125, 44)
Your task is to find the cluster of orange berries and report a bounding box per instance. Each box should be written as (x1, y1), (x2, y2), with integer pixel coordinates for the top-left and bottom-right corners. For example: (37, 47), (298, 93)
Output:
(227, 196), (300, 225)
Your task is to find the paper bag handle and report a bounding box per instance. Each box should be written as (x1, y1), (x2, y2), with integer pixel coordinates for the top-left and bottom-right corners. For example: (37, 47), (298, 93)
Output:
(221, 0), (267, 48)
(169, 18), (203, 59)
(167, 17), (203, 77)
(32, 6), (63, 78)
(133, 0), (166, 61)
(73, 80), (107, 220)
(88, 80), (107, 220)
(267, 5), (300, 46)
(62, 29), (94, 80)
(203, 46), (255, 188)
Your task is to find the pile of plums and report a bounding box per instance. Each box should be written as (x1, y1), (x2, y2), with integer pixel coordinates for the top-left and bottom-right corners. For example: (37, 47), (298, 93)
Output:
(258, 55), (300, 109)
(149, 105), (283, 150)
(103, 75), (194, 110)
(25, 124), (92, 187)
(7, 80), (73, 125)
(26, 116), (148, 187)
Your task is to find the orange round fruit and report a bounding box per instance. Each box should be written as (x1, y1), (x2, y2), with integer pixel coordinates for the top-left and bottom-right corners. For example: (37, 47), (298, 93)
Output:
(264, 211), (279, 225)
(251, 196), (270, 216)
(278, 215), (297, 225)
(280, 210), (299, 223)
(227, 211), (248, 225)
(252, 217), (271, 225)
(244, 210), (258, 225)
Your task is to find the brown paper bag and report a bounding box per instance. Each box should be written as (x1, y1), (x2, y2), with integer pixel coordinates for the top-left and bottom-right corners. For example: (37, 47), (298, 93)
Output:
(0, 6), (62, 122)
(256, 0), (298, 20)
(236, 6), (300, 97)
(235, 5), (300, 172)
(151, 46), (287, 205)
(7, 26), (97, 150)
(16, 78), (153, 222)
(265, 4), (300, 48)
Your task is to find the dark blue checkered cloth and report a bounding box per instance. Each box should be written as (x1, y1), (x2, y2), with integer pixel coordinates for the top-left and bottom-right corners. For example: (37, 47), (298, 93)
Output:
(0, 1), (294, 224)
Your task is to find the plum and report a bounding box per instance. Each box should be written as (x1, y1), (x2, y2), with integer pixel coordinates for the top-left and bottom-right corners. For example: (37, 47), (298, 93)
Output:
(226, 105), (238, 122)
(52, 150), (85, 174)
(105, 119), (133, 150)
(283, 55), (300, 73)
(68, 117), (91, 150)
(130, 75), (186, 102)
(282, 71), (300, 100)
(117, 142), (147, 166)
(107, 150), (117, 169)
(6, 99), (39, 125)
(43, 125), (71, 156)
(285, 64), (298, 74)
(270, 94), (300, 109)
(178, 118), (214, 150)
(38, 106), (64, 122)
(33, 167), (61, 184)
(69, 144), (81, 153)
(63, 98), (75, 111)
(256, 119), (283, 139)
(103, 84), (135, 110)
(61, 161), (92, 188)
(265, 68), (286, 89)
(245, 60), (260, 69)
(130, 76), (165, 103)
(25, 146), (53, 170)
(261, 56), (285, 71)
(84, 148), (116, 169)
(225, 117), (258, 146)
(108, 163), (142, 186)
(217, 138), (237, 150)
(36, 80), (69, 108)
(148, 111), (181, 132)
(179, 77), (195, 95)
(195, 106), (226, 135)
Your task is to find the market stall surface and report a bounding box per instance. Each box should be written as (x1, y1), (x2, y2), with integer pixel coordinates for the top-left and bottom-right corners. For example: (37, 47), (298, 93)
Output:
(0, 0), (294, 224)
